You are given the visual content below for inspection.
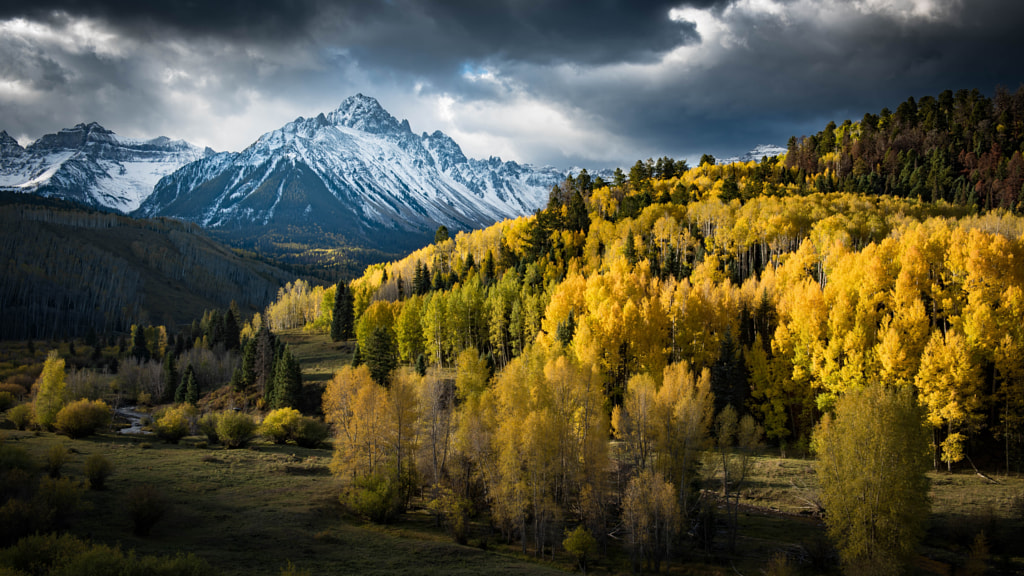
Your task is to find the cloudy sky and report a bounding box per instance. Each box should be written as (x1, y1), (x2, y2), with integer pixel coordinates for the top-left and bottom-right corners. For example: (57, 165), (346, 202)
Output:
(1, 0), (1023, 168)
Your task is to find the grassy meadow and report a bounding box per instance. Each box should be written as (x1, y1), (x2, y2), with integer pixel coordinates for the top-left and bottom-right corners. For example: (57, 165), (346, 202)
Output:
(1, 329), (1023, 575)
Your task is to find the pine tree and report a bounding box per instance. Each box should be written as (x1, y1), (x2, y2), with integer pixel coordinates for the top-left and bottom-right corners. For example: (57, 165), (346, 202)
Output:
(270, 350), (303, 409)
(332, 282), (355, 341)
(240, 337), (256, 391)
(351, 343), (363, 367)
(223, 308), (241, 352)
(185, 365), (199, 405)
(162, 351), (178, 404)
(365, 326), (398, 387)
(130, 325), (150, 361)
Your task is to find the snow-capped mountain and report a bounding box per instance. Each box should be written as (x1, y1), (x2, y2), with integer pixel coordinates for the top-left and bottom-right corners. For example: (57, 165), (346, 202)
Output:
(0, 123), (212, 213)
(717, 144), (788, 165)
(137, 94), (568, 250)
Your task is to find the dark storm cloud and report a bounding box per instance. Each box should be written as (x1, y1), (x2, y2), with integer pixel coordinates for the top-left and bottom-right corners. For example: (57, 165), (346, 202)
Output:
(328, 0), (709, 71)
(2, 0), (1024, 167)
(0, 0), (712, 63)
(0, 0), (322, 41)
(508, 0), (1024, 163)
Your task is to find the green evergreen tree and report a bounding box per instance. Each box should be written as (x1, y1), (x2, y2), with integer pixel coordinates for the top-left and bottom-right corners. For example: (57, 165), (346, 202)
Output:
(223, 308), (241, 352)
(162, 352), (178, 404)
(270, 350), (303, 409)
(332, 283), (355, 341)
(365, 326), (398, 386)
(130, 325), (150, 361)
(184, 365), (199, 405)
(435, 225), (450, 244)
(624, 233), (637, 266)
(351, 343), (362, 367)
(240, 338), (256, 391)
(415, 353), (427, 377)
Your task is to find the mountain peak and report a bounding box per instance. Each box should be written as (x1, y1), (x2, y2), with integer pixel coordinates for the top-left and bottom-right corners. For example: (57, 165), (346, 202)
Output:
(0, 130), (25, 156)
(329, 93), (408, 135)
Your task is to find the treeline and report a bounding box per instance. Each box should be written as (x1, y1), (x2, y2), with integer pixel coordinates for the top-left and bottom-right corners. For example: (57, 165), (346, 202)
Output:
(786, 87), (1024, 210)
(0, 196), (294, 340)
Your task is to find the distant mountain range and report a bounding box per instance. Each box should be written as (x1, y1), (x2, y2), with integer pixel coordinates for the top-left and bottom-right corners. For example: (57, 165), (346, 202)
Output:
(1, 96), (785, 255)
(136, 94), (571, 252)
(0, 124), (212, 213)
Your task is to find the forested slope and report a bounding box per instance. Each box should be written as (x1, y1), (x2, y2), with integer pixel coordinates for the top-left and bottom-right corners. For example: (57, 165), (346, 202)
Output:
(0, 193), (293, 339)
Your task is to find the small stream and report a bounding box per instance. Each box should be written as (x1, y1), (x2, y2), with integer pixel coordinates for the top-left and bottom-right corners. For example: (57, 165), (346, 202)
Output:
(115, 406), (152, 435)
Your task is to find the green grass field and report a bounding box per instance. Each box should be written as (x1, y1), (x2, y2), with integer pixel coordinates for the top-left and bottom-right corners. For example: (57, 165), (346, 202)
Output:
(3, 423), (1022, 575)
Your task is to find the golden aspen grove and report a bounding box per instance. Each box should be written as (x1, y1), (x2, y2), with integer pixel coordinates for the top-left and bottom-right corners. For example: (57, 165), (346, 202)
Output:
(246, 90), (1024, 575)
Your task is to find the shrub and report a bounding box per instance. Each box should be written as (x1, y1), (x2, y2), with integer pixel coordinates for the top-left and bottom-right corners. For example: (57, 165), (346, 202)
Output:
(198, 413), (220, 444)
(563, 525), (598, 574)
(342, 473), (404, 523)
(216, 411), (256, 449)
(7, 404), (33, 430)
(84, 454), (112, 490)
(36, 476), (82, 528)
(0, 532), (212, 575)
(45, 443), (67, 478)
(260, 408), (301, 444)
(155, 404), (197, 444)
(127, 484), (168, 537)
(0, 382), (28, 399)
(291, 417), (329, 449)
(55, 399), (112, 438)
(0, 391), (14, 412)
(0, 443), (34, 473)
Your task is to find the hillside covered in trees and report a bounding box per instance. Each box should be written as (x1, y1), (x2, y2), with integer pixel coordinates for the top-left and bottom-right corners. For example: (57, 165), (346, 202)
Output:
(0, 193), (294, 340)
(246, 89), (1024, 572)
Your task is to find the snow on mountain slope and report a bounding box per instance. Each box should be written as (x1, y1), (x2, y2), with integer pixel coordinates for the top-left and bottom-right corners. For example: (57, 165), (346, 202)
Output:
(138, 95), (569, 249)
(0, 124), (212, 213)
(717, 144), (788, 165)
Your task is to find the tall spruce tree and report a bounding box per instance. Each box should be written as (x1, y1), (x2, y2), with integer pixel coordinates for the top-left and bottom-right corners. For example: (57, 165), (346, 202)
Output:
(130, 325), (150, 361)
(270, 350), (302, 409)
(365, 326), (397, 386)
(223, 308), (241, 352)
(332, 282), (355, 341)
(162, 351), (178, 403)
(185, 365), (199, 405)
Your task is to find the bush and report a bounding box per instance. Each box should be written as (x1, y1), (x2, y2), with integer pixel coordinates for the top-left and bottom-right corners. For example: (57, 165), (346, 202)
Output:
(85, 454), (112, 490)
(7, 404), (33, 430)
(291, 417), (329, 449)
(55, 399), (112, 438)
(155, 404), (197, 444)
(0, 382), (28, 399)
(127, 484), (168, 537)
(563, 525), (598, 574)
(260, 408), (301, 444)
(198, 413), (220, 444)
(0, 532), (213, 575)
(0, 443), (34, 474)
(36, 476), (82, 528)
(45, 443), (67, 478)
(343, 473), (404, 523)
(216, 411), (256, 449)
(0, 391), (14, 412)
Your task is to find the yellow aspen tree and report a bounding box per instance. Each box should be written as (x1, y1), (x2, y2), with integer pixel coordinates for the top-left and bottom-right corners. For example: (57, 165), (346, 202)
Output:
(654, 361), (713, 512)
(813, 385), (930, 576)
(32, 350), (67, 429)
(914, 329), (984, 470)
(323, 365), (389, 480)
